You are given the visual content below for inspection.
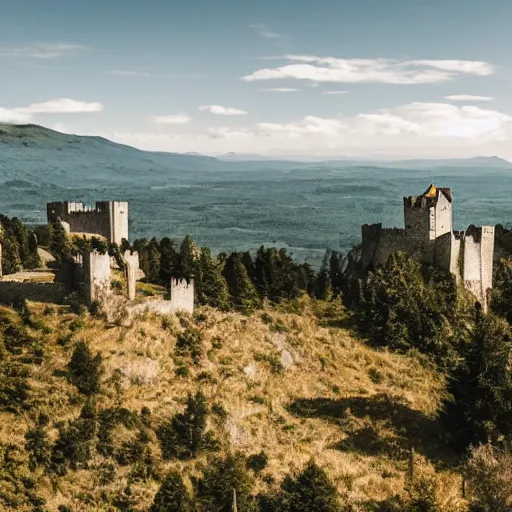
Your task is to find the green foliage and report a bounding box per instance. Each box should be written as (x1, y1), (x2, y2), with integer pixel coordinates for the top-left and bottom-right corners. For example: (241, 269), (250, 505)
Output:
(491, 257), (512, 324)
(67, 341), (103, 395)
(443, 313), (512, 449)
(195, 452), (258, 512)
(247, 451), (268, 473)
(0, 444), (46, 510)
(277, 460), (341, 512)
(150, 471), (192, 512)
(97, 407), (141, 458)
(0, 214), (41, 274)
(25, 413), (51, 471)
(196, 247), (230, 309)
(50, 400), (97, 474)
(157, 392), (210, 460)
(176, 327), (204, 364)
(223, 253), (262, 314)
(48, 220), (72, 264)
(354, 252), (463, 369)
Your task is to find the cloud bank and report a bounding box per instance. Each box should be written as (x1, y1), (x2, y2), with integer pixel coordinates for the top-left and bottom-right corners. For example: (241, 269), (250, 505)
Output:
(242, 55), (495, 84)
(199, 105), (248, 116)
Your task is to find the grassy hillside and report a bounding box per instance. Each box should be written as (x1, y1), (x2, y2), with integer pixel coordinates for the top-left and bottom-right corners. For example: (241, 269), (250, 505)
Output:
(0, 297), (468, 511)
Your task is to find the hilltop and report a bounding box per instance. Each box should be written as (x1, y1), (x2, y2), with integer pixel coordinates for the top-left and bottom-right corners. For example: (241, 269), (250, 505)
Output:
(0, 297), (466, 511)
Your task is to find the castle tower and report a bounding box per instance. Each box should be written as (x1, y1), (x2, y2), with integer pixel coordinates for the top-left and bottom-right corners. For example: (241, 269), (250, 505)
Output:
(403, 184), (452, 243)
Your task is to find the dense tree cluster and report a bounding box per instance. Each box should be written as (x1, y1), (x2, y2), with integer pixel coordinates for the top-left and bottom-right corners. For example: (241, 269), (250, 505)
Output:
(0, 215), (40, 274)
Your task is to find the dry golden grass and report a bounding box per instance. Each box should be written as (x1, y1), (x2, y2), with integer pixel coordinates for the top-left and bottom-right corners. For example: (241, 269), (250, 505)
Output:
(1, 297), (469, 511)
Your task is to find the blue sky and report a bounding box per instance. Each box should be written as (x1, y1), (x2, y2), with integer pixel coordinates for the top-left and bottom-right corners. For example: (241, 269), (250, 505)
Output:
(1, 0), (512, 158)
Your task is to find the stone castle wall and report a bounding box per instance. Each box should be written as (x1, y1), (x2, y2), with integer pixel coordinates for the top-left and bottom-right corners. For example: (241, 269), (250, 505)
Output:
(47, 201), (129, 244)
(0, 282), (67, 305)
(83, 251), (112, 303)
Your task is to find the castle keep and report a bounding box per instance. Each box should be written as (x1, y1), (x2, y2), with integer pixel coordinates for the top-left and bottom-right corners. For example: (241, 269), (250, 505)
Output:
(47, 201), (129, 245)
(360, 184), (495, 310)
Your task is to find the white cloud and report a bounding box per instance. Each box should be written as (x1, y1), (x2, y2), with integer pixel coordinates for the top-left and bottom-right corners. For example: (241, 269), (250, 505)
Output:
(323, 90), (349, 95)
(110, 70), (204, 78)
(149, 113), (192, 124)
(199, 105), (248, 116)
(444, 94), (494, 102)
(0, 109), (32, 123)
(250, 24), (283, 39)
(0, 98), (103, 123)
(108, 102), (512, 158)
(241, 55), (495, 84)
(0, 43), (89, 59)
(16, 98), (103, 114)
(261, 88), (300, 92)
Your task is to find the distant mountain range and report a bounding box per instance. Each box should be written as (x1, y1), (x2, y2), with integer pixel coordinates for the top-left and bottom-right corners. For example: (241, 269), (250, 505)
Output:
(1, 124), (511, 185)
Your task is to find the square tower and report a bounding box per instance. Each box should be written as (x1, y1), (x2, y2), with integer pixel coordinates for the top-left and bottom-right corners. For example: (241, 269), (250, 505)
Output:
(403, 184), (452, 242)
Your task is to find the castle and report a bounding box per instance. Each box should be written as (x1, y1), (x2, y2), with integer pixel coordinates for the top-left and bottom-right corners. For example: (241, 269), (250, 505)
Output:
(360, 184), (495, 310)
(47, 201), (129, 245)
(0, 200), (195, 316)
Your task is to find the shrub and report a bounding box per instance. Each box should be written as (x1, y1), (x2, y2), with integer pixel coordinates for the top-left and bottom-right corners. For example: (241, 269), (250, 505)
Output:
(176, 328), (203, 364)
(67, 341), (103, 395)
(464, 442), (512, 512)
(25, 413), (51, 470)
(247, 451), (268, 473)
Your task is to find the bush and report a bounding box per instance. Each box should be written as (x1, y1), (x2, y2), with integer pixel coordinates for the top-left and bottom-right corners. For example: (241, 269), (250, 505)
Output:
(247, 451), (268, 473)
(464, 442), (512, 512)
(67, 341), (103, 395)
(25, 413), (51, 470)
(176, 328), (204, 364)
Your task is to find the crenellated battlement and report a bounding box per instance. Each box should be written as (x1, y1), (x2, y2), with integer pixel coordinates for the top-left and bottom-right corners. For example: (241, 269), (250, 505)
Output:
(360, 184), (494, 310)
(47, 200), (129, 245)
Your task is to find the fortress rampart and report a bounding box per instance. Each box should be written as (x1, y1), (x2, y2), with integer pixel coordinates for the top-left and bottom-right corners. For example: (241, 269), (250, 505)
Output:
(47, 201), (129, 244)
(361, 184), (494, 310)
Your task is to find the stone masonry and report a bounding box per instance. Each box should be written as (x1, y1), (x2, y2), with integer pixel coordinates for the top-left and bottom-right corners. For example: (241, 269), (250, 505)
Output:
(360, 184), (495, 310)
(47, 201), (129, 245)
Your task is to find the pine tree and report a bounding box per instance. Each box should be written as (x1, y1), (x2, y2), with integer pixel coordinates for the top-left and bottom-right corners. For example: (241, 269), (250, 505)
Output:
(150, 471), (191, 512)
(223, 253), (261, 314)
(146, 237), (162, 284)
(314, 251), (332, 300)
(279, 460), (341, 512)
(160, 237), (179, 283)
(195, 452), (258, 512)
(179, 235), (199, 280)
(157, 391), (209, 459)
(196, 247), (230, 309)
(49, 220), (72, 263)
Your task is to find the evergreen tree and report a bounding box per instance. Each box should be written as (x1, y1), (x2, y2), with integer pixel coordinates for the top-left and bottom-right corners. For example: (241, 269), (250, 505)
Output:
(49, 220), (72, 263)
(160, 237), (179, 284)
(196, 247), (230, 309)
(1, 233), (21, 275)
(146, 237), (162, 284)
(195, 452), (258, 512)
(491, 257), (512, 324)
(150, 471), (191, 512)
(157, 391), (209, 460)
(67, 341), (103, 396)
(223, 253), (261, 314)
(278, 460), (341, 512)
(178, 235), (199, 280)
(313, 251), (332, 300)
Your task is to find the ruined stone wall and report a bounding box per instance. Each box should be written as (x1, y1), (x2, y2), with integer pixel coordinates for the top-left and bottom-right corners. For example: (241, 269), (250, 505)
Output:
(374, 228), (410, 266)
(47, 201), (129, 244)
(123, 251), (139, 301)
(0, 282), (67, 304)
(361, 223), (382, 270)
(109, 202), (129, 244)
(83, 251), (112, 303)
(434, 231), (454, 274)
(170, 279), (194, 314)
